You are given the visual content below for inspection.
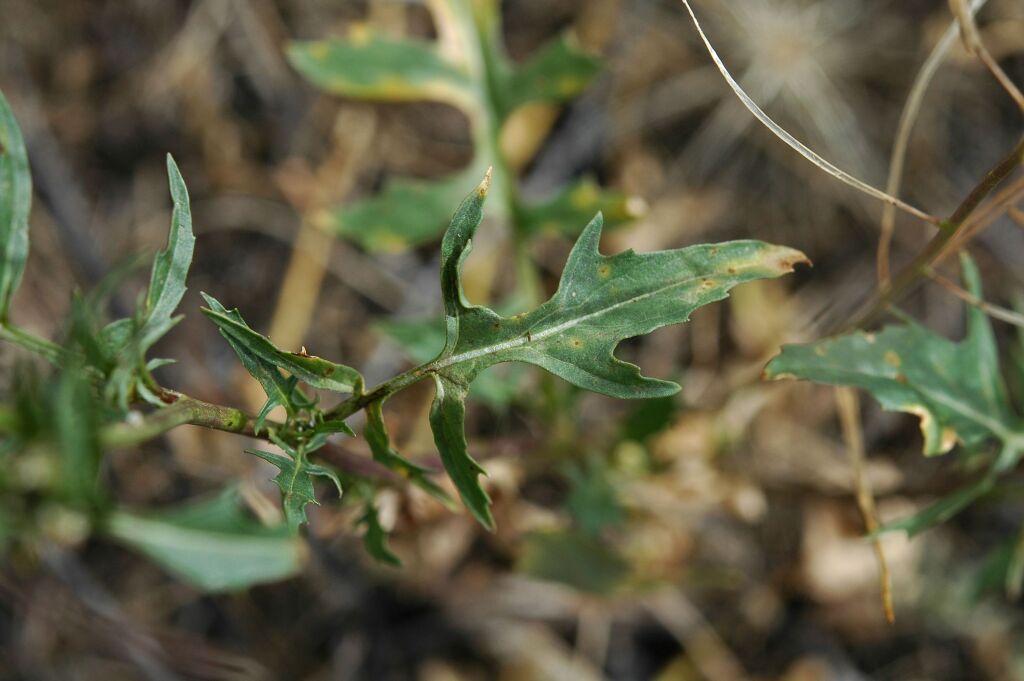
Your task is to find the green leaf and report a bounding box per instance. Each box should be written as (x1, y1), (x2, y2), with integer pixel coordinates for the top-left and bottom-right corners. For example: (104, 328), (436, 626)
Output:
(288, 31), (474, 109)
(873, 474), (995, 538)
(139, 155), (195, 350)
(358, 498), (400, 566)
(621, 395), (677, 443)
(201, 293), (294, 418)
(365, 399), (455, 508)
(106, 489), (304, 591)
(312, 418), (356, 438)
(499, 34), (601, 114)
(429, 373), (492, 529)
(0, 89), (31, 323)
(435, 177), (806, 398)
(767, 255), (1024, 536)
(201, 294), (363, 395)
(422, 175), (804, 527)
(565, 459), (624, 536)
(328, 174), (477, 252)
(765, 255), (1020, 459)
(517, 529), (630, 594)
(246, 448), (343, 531)
(54, 366), (102, 506)
(519, 178), (638, 237)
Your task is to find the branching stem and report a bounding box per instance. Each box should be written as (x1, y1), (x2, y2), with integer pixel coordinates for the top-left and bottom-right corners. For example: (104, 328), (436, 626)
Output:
(847, 135), (1024, 330)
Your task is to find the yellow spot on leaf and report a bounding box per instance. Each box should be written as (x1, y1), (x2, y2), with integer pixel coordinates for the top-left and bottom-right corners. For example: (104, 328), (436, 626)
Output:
(569, 182), (599, 210)
(371, 233), (410, 253)
(374, 76), (417, 97)
(557, 75), (585, 96)
(348, 24), (373, 47)
(884, 351), (901, 368)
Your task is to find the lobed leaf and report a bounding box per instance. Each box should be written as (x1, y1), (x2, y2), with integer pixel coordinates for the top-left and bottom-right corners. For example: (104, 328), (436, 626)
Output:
(435, 178), (808, 399)
(765, 255), (1018, 458)
(106, 490), (304, 591)
(423, 176), (805, 527)
(288, 31), (474, 109)
(246, 448), (343, 531)
(0, 89), (31, 323)
(766, 255), (1024, 535)
(139, 155), (196, 351)
(202, 293), (363, 395)
(202, 293), (294, 420)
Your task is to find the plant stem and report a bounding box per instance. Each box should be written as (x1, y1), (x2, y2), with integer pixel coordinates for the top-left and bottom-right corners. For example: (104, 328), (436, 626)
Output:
(848, 135), (1024, 330)
(325, 362), (436, 421)
(100, 393), (255, 449)
(0, 324), (63, 364)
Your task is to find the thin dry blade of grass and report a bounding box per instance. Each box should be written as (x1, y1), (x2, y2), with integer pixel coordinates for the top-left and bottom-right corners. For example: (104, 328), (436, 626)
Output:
(877, 0), (989, 289)
(835, 386), (894, 625)
(677, 0), (940, 227)
(925, 266), (1024, 328)
(950, 0), (1024, 112)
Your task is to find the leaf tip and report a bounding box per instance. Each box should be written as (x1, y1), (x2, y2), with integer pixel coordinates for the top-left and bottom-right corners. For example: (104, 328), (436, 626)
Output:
(478, 167), (493, 198)
(475, 507), (496, 532)
(768, 246), (811, 274)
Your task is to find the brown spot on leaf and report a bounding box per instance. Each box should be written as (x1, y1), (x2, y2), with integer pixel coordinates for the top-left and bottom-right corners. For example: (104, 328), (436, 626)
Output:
(885, 351), (901, 368)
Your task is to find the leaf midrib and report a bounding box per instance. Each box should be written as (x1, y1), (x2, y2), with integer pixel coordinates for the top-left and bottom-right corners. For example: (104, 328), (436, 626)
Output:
(434, 270), (717, 371)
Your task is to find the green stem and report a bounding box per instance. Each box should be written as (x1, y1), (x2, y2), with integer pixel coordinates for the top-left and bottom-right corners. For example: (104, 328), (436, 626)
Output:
(325, 362), (437, 421)
(850, 135), (1024, 330)
(100, 393), (254, 449)
(0, 324), (63, 364)
(455, 0), (544, 307)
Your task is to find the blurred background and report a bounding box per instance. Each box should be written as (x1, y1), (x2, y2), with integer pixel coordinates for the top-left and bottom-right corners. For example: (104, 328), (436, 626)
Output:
(1, 0), (1024, 679)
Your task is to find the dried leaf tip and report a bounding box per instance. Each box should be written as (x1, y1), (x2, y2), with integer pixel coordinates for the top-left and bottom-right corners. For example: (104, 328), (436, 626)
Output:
(769, 247), (812, 273)
(478, 167), (493, 198)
